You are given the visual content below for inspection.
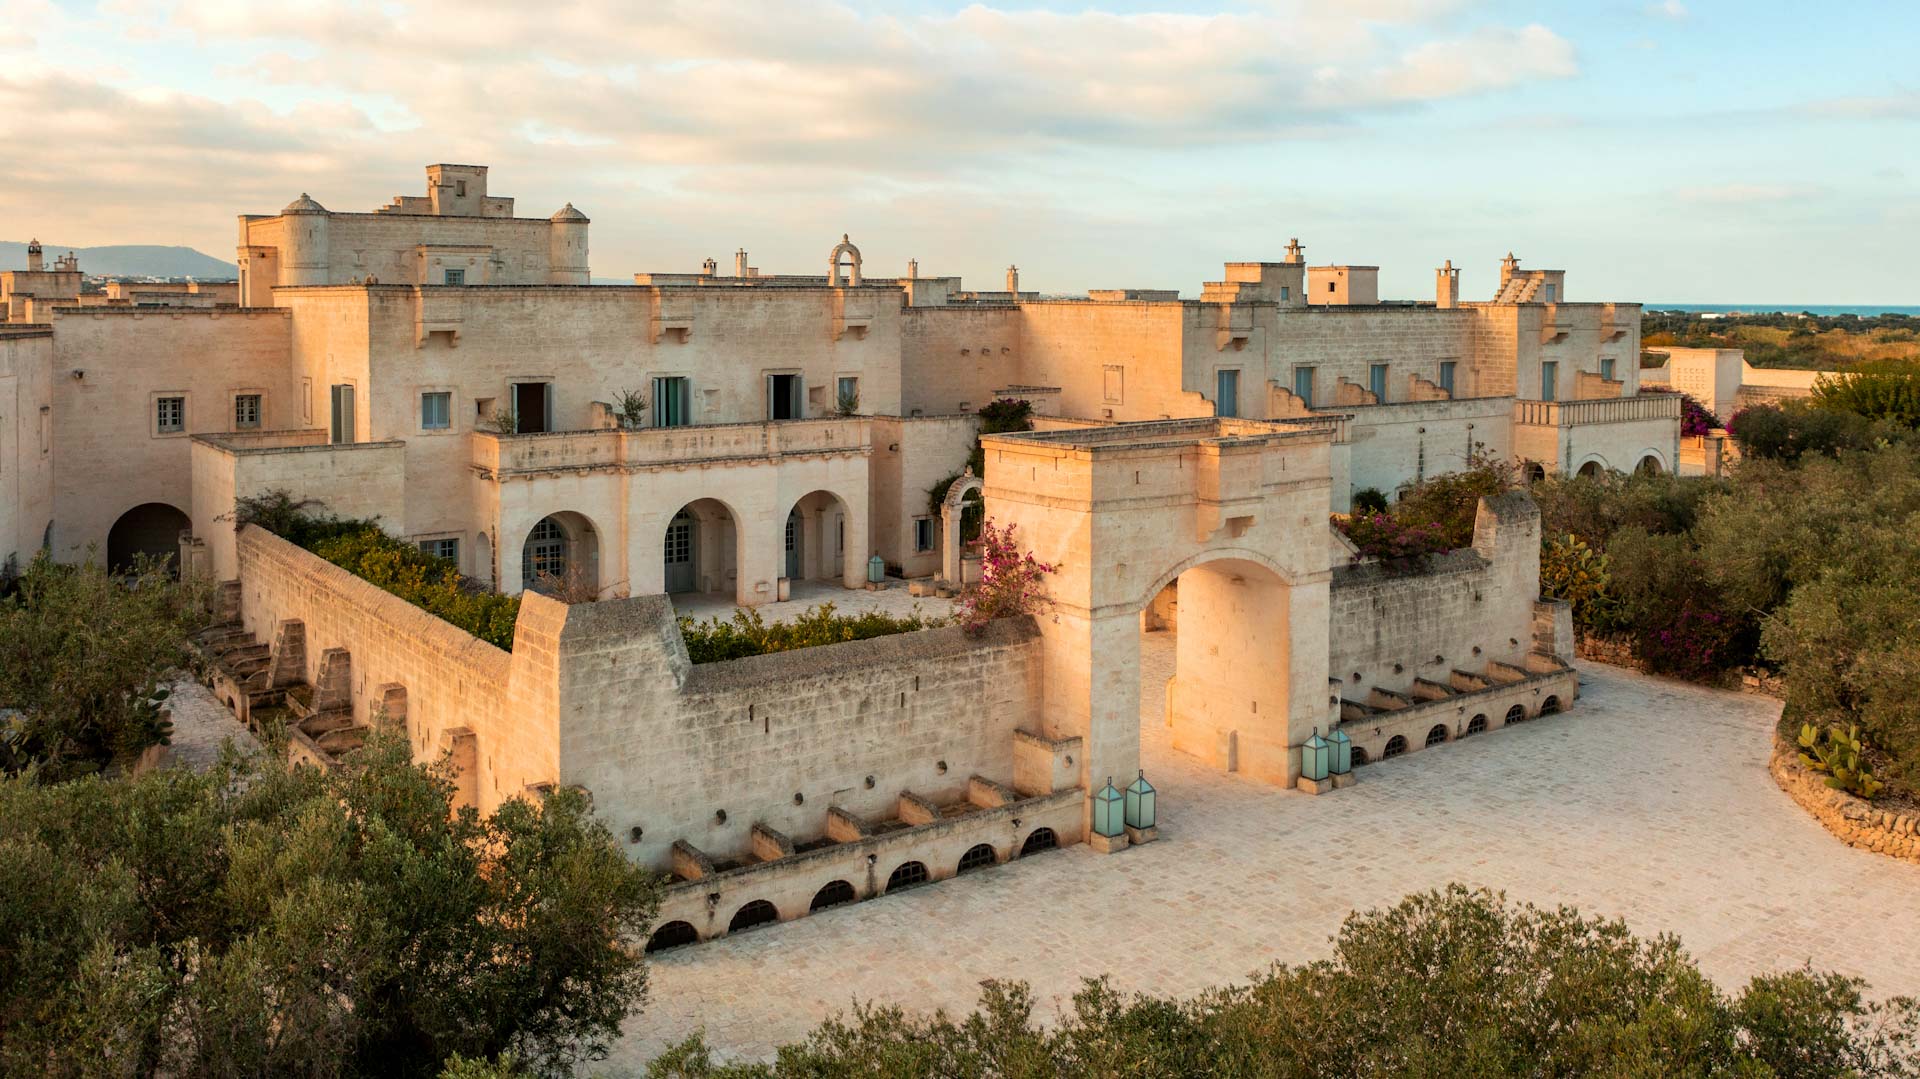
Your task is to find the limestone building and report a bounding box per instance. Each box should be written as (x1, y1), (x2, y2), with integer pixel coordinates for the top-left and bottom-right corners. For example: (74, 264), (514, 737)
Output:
(2, 164), (1669, 946)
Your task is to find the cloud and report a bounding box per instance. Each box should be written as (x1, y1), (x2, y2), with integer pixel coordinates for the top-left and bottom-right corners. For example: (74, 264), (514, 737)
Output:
(1644, 1), (1687, 18)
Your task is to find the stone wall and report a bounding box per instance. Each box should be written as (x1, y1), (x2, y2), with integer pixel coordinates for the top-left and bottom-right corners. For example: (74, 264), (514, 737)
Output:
(233, 525), (549, 812)
(868, 414), (980, 577)
(0, 328), (53, 571)
(1328, 490), (1542, 702)
(1337, 395), (1516, 503)
(1770, 742), (1920, 865)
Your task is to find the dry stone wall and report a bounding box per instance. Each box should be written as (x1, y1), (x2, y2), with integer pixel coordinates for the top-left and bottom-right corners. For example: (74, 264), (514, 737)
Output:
(1770, 742), (1920, 864)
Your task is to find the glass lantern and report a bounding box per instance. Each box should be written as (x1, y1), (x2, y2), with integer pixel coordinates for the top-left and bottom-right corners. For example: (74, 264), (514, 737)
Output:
(1329, 726), (1353, 776)
(1124, 770), (1156, 830)
(1302, 729), (1331, 782)
(1093, 777), (1126, 838)
(867, 554), (886, 584)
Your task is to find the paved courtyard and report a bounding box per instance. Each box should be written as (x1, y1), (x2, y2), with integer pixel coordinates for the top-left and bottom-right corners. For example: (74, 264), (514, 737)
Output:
(610, 632), (1920, 1070)
(670, 579), (958, 624)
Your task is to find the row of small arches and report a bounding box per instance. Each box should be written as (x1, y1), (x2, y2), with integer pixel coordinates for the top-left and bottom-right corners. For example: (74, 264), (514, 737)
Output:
(1364, 697), (1562, 764)
(647, 828), (1059, 953)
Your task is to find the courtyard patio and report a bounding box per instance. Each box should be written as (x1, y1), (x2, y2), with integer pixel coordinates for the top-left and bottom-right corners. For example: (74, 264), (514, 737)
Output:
(668, 578), (959, 624)
(611, 631), (1920, 1069)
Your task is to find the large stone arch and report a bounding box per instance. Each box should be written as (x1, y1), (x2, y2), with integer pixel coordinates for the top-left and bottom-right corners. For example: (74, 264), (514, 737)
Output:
(511, 509), (606, 597)
(660, 496), (745, 599)
(107, 501), (191, 575)
(1574, 455), (1609, 479)
(939, 469), (984, 588)
(1634, 448), (1668, 475)
(978, 418), (1339, 822)
(781, 488), (857, 588)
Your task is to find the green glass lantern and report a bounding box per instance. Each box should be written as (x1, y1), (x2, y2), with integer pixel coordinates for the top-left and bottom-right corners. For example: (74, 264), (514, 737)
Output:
(1093, 777), (1126, 838)
(1328, 726), (1353, 776)
(866, 554), (886, 584)
(1302, 728), (1331, 782)
(1124, 770), (1156, 830)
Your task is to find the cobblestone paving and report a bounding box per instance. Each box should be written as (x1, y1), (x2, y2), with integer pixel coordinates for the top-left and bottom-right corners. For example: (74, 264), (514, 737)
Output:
(162, 675), (262, 770)
(609, 634), (1920, 1071)
(670, 579), (959, 624)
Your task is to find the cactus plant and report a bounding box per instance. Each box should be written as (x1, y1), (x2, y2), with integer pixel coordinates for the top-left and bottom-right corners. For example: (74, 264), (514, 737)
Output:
(1798, 722), (1885, 800)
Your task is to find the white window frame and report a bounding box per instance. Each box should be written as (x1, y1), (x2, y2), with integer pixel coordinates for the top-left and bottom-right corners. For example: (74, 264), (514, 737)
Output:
(650, 374), (694, 427)
(913, 516), (936, 553)
(414, 533), (462, 567)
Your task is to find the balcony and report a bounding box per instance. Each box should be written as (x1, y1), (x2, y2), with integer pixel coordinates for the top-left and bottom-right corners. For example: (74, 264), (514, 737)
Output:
(470, 417), (873, 479)
(1513, 392), (1680, 429)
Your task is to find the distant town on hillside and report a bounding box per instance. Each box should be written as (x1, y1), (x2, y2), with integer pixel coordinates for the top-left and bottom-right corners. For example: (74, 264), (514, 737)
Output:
(0, 241), (236, 279)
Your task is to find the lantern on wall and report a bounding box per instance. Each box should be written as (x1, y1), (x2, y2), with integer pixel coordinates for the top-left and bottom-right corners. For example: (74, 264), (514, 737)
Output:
(1329, 726), (1354, 776)
(1093, 777), (1126, 838)
(1302, 729), (1331, 783)
(1124, 770), (1157, 831)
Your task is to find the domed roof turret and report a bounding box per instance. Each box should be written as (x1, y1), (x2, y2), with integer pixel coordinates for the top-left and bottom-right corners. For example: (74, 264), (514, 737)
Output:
(281, 193), (328, 215)
(550, 202), (589, 223)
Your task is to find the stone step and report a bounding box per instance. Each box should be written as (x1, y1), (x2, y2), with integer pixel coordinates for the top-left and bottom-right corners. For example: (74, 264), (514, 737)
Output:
(314, 725), (367, 753)
(1411, 678), (1454, 702)
(299, 708), (356, 736)
(1450, 669), (1492, 692)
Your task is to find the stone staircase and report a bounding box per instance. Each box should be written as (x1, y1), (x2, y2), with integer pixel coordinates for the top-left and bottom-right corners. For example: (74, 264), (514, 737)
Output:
(194, 601), (366, 763)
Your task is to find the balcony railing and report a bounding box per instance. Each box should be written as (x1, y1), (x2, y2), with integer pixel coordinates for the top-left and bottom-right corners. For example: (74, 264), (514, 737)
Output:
(1514, 392), (1680, 428)
(471, 417), (873, 478)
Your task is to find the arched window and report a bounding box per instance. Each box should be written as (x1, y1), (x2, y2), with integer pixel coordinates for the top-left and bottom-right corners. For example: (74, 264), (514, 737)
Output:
(1577, 461), (1604, 479)
(645, 920), (699, 953)
(522, 516), (567, 585)
(1636, 455), (1663, 476)
(1019, 828), (1057, 856)
(810, 880), (856, 911)
(885, 861), (929, 893)
(107, 502), (191, 576)
(1540, 696), (1562, 716)
(1466, 714), (1487, 736)
(1505, 704), (1527, 725)
(728, 899), (779, 933)
(956, 843), (997, 875)
(1425, 724), (1449, 748)
(1382, 735), (1407, 759)
(1351, 746), (1370, 767)
(1524, 462), (1546, 484)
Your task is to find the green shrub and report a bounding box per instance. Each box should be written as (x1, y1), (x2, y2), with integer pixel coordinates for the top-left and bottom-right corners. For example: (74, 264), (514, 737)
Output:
(1729, 400), (1889, 462)
(1539, 533), (1614, 632)
(1392, 453), (1516, 549)
(238, 491), (521, 651)
(1350, 487), (1388, 514)
(1797, 723), (1885, 800)
(1810, 358), (1920, 427)
(679, 603), (946, 664)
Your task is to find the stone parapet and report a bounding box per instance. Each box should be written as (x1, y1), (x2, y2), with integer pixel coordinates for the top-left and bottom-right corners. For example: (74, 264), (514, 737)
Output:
(1769, 742), (1920, 865)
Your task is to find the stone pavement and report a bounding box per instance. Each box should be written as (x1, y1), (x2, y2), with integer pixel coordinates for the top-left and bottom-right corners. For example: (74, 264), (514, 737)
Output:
(160, 674), (262, 770)
(609, 633), (1920, 1071)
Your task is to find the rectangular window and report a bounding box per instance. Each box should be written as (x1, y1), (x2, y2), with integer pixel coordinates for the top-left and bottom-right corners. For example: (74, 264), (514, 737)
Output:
(1544, 282), (1558, 303)
(421, 391), (451, 430)
(1438, 361), (1457, 395)
(913, 518), (936, 553)
(1601, 358), (1616, 381)
(418, 537), (459, 563)
(1279, 285), (1290, 301)
(444, 268), (466, 286)
(768, 373), (802, 420)
(1293, 366), (1315, 408)
(1103, 365), (1124, 405)
(1215, 369), (1240, 419)
(329, 384), (356, 444)
(301, 378), (313, 423)
(156, 396), (185, 434)
(1541, 361), (1559, 402)
(1369, 363), (1389, 403)
(653, 376), (691, 427)
(234, 394), (261, 430)
(836, 376), (859, 413)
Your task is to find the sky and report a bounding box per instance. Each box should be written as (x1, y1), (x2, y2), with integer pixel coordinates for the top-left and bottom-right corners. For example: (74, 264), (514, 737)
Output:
(1, 0), (1916, 303)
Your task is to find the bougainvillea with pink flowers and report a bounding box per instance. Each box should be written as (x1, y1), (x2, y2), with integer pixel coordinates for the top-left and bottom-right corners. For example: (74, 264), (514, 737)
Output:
(1677, 392), (1721, 438)
(1336, 513), (1453, 574)
(958, 520), (1056, 634)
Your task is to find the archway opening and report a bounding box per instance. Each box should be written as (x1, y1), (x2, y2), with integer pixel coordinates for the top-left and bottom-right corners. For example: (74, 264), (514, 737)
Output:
(1019, 828), (1057, 856)
(1635, 454), (1664, 476)
(727, 899), (779, 934)
(1540, 695), (1562, 716)
(107, 502), (191, 576)
(956, 843), (997, 875)
(521, 511), (599, 598)
(781, 489), (850, 585)
(1156, 556), (1295, 783)
(1524, 462), (1547, 484)
(810, 880), (856, 911)
(646, 920), (699, 953)
(1577, 461), (1604, 479)
(664, 498), (739, 597)
(884, 861), (929, 893)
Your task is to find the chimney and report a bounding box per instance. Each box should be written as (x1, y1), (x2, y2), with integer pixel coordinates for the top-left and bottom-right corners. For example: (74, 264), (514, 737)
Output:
(701, 257), (717, 276)
(907, 258), (919, 280)
(1436, 259), (1460, 309)
(1006, 264), (1019, 294)
(1499, 251), (1519, 287)
(1282, 238), (1304, 265)
(734, 248), (750, 278)
(26, 239), (42, 272)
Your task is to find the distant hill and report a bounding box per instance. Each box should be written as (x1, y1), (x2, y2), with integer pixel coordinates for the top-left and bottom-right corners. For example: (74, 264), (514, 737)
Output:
(0, 242), (237, 279)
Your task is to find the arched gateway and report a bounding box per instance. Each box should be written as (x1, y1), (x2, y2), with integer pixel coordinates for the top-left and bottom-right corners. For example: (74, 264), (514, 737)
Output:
(979, 418), (1338, 820)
